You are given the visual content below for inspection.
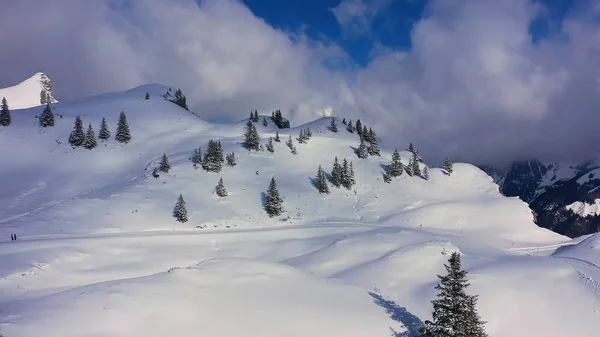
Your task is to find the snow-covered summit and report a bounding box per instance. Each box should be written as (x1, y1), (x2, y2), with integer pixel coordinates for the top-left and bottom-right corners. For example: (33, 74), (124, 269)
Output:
(0, 72), (58, 109)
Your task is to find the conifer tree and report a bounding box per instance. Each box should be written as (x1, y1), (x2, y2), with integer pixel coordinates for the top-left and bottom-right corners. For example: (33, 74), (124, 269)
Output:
(173, 194), (188, 223)
(262, 117), (268, 126)
(444, 157), (454, 175)
(388, 149), (404, 177)
(39, 102), (55, 127)
(356, 119), (363, 136)
(382, 171), (392, 183)
(408, 142), (416, 154)
(331, 157), (342, 188)
(406, 157), (415, 177)
(84, 123), (97, 149)
(341, 159), (355, 189)
(264, 177), (284, 217)
(249, 111), (254, 120)
(145, 92), (150, 100)
(202, 140), (224, 172)
(368, 133), (381, 156)
(346, 119), (354, 133)
(159, 153), (171, 173)
(419, 252), (487, 337)
(315, 165), (330, 194)
(0, 97), (11, 126)
(169, 89), (188, 110)
(423, 166), (430, 180)
(69, 116), (86, 147)
(305, 127), (312, 138)
(99, 117), (110, 140)
(226, 152), (237, 166)
(367, 127), (376, 143)
(286, 135), (297, 154)
(342, 118), (347, 125)
(152, 167), (160, 179)
(266, 137), (275, 153)
(362, 125), (368, 139)
(357, 138), (369, 159)
(298, 130), (306, 144)
(190, 147), (203, 167)
(244, 120), (261, 151)
(330, 118), (338, 133)
(253, 110), (259, 122)
(115, 111), (131, 143)
(412, 151), (421, 176)
(274, 131), (281, 142)
(216, 178), (228, 197)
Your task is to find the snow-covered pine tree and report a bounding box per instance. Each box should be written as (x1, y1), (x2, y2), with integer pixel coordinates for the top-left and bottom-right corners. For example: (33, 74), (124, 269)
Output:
(159, 153), (171, 173)
(249, 111), (254, 121)
(367, 132), (381, 156)
(266, 137), (275, 153)
(444, 157), (454, 175)
(366, 127), (376, 143)
(145, 92), (150, 100)
(330, 118), (338, 133)
(202, 140), (224, 172)
(190, 147), (203, 168)
(305, 127), (312, 138)
(331, 157), (342, 188)
(274, 131), (281, 142)
(298, 130), (306, 144)
(419, 252), (487, 337)
(225, 152), (236, 166)
(382, 171), (391, 183)
(406, 157), (414, 176)
(99, 117), (110, 140)
(173, 194), (188, 223)
(264, 177), (284, 217)
(152, 167), (160, 179)
(341, 158), (353, 189)
(388, 149), (404, 177)
(355, 119), (363, 136)
(169, 89), (188, 110)
(346, 119), (354, 133)
(216, 178), (228, 197)
(115, 111), (131, 143)
(349, 162), (356, 187)
(408, 142), (416, 154)
(357, 138), (369, 159)
(315, 165), (330, 194)
(84, 123), (97, 149)
(342, 118), (347, 125)
(69, 116), (86, 147)
(423, 166), (429, 180)
(262, 117), (268, 127)
(244, 120), (261, 151)
(412, 151), (421, 176)
(39, 102), (55, 127)
(0, 97), (11, 126)
(362, 126), (368, 140)
(286, 135), (297, 154)
(253, 110), (259, 122)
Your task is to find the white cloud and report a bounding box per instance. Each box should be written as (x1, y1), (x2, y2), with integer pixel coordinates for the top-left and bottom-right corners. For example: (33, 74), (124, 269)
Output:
(331, 0), (394, 38)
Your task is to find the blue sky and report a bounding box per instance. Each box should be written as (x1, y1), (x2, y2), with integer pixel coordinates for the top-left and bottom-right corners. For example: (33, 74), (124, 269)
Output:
(241, 0), (578, 65)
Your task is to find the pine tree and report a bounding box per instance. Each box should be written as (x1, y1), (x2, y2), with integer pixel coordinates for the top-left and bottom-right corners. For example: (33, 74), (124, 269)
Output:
(298, 130), (306, 144)
(412, 152), (421, 176)
(244, 120), (261, 151)
(145, 92), (150, 100)
(367, 129), (380, 156)
(406, 157), (414, 177)
(423, 166), (430, 180)
(315, 165), (330, 194)
(382, 171), (392, 183)
(115, 111), (131, 143)
(362, 125), (368, 139)
(262, 117), (268, 126)
(388, 149), (404, 177)
(159, 153), (171, 173)
(330, 118), (338, 133)
(0, 97), (11, 126)
(286, 135), (297, 155)
(419, 252), (487, 337)
(408, 142), (416, 154)
(349, 162), (356, 187)
(264, 177), (284, 217)
(444, 157), (454, 175)
(367, 127), (376, 143)
(249, 111), (254, 121)
(99, 117), (110, 140)
(356, 119), (363, 136)
(169, 89), (188, 110)
(305, 127), (312, 138)
(342, 118), (347, 125)
(84, 123), (97, 149)
(346, 119), (354, 133)
(173, 194), (188, 223)
(266, 137), (275, 153)
(274, 131), (281, 142)
(357, 138), (369, 159)
(202, 140), (224, 172)
(226, 152), (236, 166)
(331, 157), (342, 188)
(190, 147), (203, 167)
(253, 110), (259, 122)
(152, 167), (160, 179)
(216, 178), (228, 197)
(341, 159), (355, 189)
(39, 102), (55, 127)
(69, 116), (86, 147)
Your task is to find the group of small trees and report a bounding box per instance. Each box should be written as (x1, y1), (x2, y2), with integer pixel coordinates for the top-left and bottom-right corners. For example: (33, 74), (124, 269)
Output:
(286, 135), (298, 154)
(271, 109), (290, 129)
(68, 112), (130, 149)
(331, 157), (356, 190)
(297, 127), (312, 144)
(0, 97), (11, 126)
(202, 140), (225, 172)
(162, 88), (188, 110)
(39, 102), (55, 127)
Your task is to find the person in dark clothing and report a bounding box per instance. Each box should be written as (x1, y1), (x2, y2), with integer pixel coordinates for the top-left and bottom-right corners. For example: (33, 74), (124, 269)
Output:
(10, 234), (14, 241)
(14, 234), (17, 240)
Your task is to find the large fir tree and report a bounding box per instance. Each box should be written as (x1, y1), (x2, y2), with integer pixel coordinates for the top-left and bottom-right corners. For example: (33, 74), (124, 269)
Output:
(190, 147), (203, 167)
(357, 138), (369, 159)
(99, 117), (110, 140)
(159, 154), (171, 173)
(266, 137), (275, 153)
(173, 194), (188, 223)
(84, 123), (97, 149)
(315, 165), (330, 194)
(69, 116), (86, 147)
(367, 129), (381, 156)
(355, 119), (363, 136)
(341, 158), (356, 189)
(39, 102), (55, 127)
(330, 118), (338, 133)
(331, 156), (342, 188)
(226, 152), (237, 166)
(346, 119), (354, 133)
(216, 178), (228, 197)
(411, 151), (422, 176)
(264, 177), (284, 217)
(419, 252), (487, 337)
(115, 111), (131, 143)
(0, 97), (11, 126)
(244, 120), (261, 151)
(444, 157), (454, 175)
(388, 149), (404, 177)
(202, 140), (224, 172)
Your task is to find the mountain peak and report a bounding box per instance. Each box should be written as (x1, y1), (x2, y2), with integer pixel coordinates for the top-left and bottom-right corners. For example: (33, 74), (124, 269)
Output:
(0, 72), (58, 109)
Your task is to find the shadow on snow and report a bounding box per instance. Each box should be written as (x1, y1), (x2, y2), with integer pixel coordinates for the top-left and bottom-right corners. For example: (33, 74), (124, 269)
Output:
(369, 291), (424, 337)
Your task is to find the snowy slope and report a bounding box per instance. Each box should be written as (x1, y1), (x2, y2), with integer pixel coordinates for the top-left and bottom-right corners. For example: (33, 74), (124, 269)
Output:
(0, 72), (58, 110)
(0, 84), (599, 337)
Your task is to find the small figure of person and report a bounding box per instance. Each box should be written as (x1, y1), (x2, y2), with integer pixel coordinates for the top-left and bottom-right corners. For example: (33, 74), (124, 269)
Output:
(10, 234), (14, 241)
(13, 233), (17, 240)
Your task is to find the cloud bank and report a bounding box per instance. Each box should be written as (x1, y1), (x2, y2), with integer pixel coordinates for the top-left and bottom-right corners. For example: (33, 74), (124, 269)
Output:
(1, 0), (600, 166)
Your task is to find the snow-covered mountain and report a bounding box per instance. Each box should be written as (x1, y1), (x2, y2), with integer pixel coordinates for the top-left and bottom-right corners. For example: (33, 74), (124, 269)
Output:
(481, 161), (600, 237)
(0, 72), (58, 109)
(0, 83), (599, 337)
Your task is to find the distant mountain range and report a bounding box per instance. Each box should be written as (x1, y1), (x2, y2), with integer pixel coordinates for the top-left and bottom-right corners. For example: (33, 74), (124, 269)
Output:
(0, 72), (58, 109)
(481, 161), (600, 237)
